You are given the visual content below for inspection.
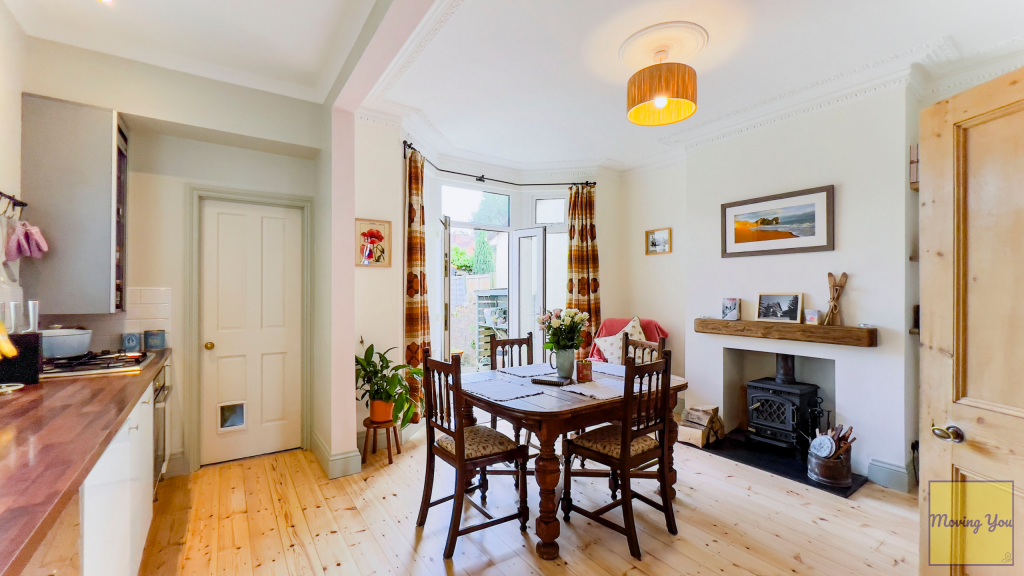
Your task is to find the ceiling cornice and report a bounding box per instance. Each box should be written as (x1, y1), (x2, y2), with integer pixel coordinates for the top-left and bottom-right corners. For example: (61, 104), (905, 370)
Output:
(367, 5), (1024, 178)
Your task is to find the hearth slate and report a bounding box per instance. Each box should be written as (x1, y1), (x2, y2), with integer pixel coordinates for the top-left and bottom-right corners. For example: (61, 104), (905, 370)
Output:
(693, 431), (868, 498)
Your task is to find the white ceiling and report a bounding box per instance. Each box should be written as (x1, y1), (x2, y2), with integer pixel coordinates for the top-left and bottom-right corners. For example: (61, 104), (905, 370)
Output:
(3, 0), (378, 101)
(366, 0), (1024, 170)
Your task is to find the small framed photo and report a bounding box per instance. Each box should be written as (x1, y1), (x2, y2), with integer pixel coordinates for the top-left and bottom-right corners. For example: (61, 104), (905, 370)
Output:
(722, 298), (740, 320)
(355, 218), (392, 267)
(804, 309), (822, 325)
(756, 293), (803, 323)
(645, 228), (672, 255)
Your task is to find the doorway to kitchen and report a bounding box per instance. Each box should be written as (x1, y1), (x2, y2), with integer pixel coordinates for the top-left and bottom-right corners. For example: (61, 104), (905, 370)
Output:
(185, 187), (312, 471)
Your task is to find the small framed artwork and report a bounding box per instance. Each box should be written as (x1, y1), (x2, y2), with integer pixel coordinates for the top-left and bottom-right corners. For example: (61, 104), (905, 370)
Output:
(645, 228), (672, 255)
(721, 185), (834, 257)
(355, 218), (392, 267)
(756, 293), (803, 323)
(722, 298), (740, 320)
(804, 309), (822, 325)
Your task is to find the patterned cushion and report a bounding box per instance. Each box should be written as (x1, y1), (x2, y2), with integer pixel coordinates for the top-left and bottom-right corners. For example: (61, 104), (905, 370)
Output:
(592, 316), (646, 365)
(572, 425), (659, 458)
(436, 425), (518, 460)
(593, 334), (623, 364)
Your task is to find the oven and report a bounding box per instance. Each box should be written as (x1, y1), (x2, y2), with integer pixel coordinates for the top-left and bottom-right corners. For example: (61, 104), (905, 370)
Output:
(152, 363), (171, 495)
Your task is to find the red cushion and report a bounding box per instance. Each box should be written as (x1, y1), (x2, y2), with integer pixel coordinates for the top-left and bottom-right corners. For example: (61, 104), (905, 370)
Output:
(588, 318), (670, 360)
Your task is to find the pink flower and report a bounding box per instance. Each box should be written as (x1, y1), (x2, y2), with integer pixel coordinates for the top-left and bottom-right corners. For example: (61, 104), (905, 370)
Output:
(553, 309), (562, 318)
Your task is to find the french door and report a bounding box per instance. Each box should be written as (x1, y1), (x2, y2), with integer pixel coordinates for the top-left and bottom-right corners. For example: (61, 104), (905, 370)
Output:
(510, 227), (546, 358)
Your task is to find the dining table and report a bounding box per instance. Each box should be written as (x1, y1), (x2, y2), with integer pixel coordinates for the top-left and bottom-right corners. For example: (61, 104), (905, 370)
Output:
(455, 361), (687, 561)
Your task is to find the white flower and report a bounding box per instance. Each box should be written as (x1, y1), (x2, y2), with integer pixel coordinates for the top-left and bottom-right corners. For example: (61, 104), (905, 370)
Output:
(551, 319), (561, 328)
(580, 312), (590, 320)
(564, 309), (576, 318)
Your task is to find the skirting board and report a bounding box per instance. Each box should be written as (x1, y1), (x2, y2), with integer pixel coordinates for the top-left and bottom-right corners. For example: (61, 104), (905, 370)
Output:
(868, 458), (915, 493)
(311, 432), (362, 479)
(165, 452), (190, 478)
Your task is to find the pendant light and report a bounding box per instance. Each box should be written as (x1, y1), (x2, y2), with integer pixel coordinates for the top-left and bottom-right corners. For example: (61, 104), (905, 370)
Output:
(627, 50), (697, 127)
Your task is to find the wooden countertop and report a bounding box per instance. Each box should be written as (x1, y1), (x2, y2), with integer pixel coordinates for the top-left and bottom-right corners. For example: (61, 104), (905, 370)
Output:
(0, 348), (171, 576)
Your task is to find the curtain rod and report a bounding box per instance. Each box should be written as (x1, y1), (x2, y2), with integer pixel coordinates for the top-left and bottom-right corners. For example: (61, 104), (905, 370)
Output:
(403, 141), (595, 188)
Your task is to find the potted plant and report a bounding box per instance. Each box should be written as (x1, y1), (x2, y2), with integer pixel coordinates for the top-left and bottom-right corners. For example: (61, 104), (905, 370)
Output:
(537, 308), (590, 378)
(355, 345), (423, 426)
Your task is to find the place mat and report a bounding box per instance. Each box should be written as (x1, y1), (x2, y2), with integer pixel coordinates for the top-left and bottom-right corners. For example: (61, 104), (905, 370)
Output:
(462, 381), (543, 402)
(497, 364), (557, 378)
(562, 377), (631, 400)
(591, 362), (625, 377)
(461, 371), (500, 384)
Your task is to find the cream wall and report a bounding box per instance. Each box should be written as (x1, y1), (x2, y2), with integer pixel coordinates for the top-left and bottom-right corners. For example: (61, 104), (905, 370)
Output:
(23, 38), (323, 150)
(353, 119), (406, 423)
(677, 88), (915, 487)
(618, 162), (687, 375)
(127, 131), (315, 471)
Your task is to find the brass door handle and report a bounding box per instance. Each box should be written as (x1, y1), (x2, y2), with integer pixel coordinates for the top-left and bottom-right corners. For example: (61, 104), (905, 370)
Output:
(931, 425), (965, 443)
(749, 402), (761, 410)
(204, 342), (215, 350)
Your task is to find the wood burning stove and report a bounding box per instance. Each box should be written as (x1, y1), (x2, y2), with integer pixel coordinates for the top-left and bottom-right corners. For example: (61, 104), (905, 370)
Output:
(746, 354), (819, 451)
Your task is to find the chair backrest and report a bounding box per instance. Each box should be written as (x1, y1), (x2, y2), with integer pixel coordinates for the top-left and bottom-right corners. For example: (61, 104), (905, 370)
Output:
(422, 350), (466, 458)
(489, 332), (533, 370)
(621, 333), (665, 365)
(620, 350), (673, 456)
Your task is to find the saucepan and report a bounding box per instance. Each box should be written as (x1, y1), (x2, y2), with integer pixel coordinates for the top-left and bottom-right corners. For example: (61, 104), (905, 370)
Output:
(41, 328), (92, 359)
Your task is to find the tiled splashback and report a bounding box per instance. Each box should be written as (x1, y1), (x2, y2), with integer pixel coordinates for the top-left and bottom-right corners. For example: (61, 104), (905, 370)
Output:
(40, 287), (171, 352)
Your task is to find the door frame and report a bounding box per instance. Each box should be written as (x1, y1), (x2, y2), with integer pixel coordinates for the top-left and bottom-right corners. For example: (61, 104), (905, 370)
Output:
(184, 185), (313, 473)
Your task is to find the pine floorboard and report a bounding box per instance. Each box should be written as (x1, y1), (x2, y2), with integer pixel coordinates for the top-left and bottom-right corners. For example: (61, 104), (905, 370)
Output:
(140, 424), (919, 576)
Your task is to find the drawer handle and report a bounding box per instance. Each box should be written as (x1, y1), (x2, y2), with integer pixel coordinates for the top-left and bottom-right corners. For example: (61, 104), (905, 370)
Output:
(129, 424), (139, 431)
(142, 400), (150, 404)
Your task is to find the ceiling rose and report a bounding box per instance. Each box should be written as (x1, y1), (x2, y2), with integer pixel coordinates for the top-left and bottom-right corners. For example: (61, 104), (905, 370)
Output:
(618, 21), (708, 70)
(623, 22), (705, 127)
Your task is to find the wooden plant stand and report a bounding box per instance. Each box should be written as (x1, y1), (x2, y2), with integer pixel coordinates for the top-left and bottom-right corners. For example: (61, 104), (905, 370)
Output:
(362, 417), (402, 465)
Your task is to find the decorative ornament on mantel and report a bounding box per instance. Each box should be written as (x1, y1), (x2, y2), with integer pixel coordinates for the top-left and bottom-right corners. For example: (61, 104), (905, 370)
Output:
(621, 22), (706, 127)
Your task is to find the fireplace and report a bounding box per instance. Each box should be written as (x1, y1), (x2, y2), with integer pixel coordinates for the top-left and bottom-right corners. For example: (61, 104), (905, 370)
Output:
(746, 354), (819, 451)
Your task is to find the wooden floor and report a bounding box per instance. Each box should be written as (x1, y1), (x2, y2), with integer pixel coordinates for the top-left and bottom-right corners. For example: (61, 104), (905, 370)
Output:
(141, 424), (920, 576)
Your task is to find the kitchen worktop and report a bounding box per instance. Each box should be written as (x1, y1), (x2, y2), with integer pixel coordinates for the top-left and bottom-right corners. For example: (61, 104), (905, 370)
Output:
(0, 348), (171, 576)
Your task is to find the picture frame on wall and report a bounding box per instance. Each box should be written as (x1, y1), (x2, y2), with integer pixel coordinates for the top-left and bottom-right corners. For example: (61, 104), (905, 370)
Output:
(756, 293), (803, 323)
(645, 227), (672, 255)
(721, 185), (834, 257)
(355, 218), (392, 267)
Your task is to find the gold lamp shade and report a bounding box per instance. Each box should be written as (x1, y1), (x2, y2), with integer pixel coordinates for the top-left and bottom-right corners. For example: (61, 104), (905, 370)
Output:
(626, 62), (697, 126)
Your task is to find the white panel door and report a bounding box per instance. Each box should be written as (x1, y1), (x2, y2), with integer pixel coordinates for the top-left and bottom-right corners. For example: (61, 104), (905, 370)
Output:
(200, 200), (302, 464)
(510, 227), (546, 356)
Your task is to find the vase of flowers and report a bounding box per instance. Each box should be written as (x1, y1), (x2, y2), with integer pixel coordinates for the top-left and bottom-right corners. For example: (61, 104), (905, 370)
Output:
(537, 308), (590, 379)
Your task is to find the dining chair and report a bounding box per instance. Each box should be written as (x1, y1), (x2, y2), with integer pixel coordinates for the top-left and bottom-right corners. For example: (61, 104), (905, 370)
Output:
(417, 351), (530, 559)
(560, 351), (677, 560)
(621, 333), (666, 365)
(488, 332), (533, 437)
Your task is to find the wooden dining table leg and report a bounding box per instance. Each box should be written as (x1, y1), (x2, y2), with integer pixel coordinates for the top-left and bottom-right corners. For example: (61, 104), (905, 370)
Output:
(664, 392), (679, 499)
(534, 425), (561, 560)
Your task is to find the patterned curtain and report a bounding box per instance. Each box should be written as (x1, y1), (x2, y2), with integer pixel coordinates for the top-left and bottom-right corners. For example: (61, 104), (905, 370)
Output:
(566, 183), (601, 360)
(404, 150), (429, 423)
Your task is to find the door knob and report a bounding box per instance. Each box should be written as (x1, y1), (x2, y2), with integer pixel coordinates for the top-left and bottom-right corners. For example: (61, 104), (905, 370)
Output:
(204, 342), (215, 350)
(931, 425), (965, 443)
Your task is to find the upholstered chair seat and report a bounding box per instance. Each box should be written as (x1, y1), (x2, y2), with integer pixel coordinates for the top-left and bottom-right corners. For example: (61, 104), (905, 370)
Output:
(436, 425), (518, 460)
(573, 425), (658, 458)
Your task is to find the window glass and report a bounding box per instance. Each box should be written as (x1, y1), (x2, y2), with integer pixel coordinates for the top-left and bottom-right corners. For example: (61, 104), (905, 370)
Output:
(535, 198), (566, 225)
(442, 186), (510, 227)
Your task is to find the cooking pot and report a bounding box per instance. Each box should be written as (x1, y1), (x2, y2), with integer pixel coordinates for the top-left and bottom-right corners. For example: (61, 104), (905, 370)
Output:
(41, 329), (92, 359)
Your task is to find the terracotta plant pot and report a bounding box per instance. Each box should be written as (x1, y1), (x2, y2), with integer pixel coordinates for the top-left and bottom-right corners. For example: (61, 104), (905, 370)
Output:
(369, 400), (395, 423)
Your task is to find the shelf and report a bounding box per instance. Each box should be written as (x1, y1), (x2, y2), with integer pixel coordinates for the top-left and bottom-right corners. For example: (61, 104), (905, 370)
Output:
(694, 319), (877, 347)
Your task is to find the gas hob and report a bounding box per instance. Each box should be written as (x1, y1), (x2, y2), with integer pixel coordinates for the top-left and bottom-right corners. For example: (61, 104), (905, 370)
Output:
(41, 351), (153, 379)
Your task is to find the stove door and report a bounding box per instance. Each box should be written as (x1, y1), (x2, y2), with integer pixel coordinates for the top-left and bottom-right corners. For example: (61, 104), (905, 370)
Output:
(749, 393), (796, 431)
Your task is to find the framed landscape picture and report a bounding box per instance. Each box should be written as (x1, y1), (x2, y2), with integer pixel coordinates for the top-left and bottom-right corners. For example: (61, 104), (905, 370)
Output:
(355, 218), (392, 267)
(721, 185), (834, 257)
(756, 293), (803, 323)
(645, 227), (672, 255)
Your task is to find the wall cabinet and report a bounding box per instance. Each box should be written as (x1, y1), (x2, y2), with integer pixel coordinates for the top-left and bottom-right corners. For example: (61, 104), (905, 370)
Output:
(20, 94), (128, 314)
(80, 384), (153, 576)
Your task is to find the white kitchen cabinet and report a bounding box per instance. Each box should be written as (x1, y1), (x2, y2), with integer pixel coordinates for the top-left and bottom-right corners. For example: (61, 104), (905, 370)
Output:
(20, 93), (128, 313)
(80, 384), (153, 576)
